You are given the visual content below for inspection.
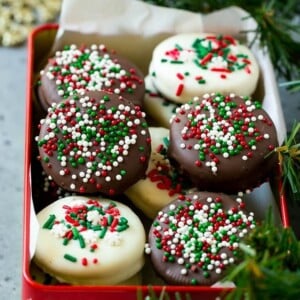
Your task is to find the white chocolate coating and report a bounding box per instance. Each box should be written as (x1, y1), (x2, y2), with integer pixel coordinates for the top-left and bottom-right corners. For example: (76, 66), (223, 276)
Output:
(144, 76), (180, 128)
(125, 127), (191, 218)
(149, 33), (259, 103)
(33, 196), (145, 285)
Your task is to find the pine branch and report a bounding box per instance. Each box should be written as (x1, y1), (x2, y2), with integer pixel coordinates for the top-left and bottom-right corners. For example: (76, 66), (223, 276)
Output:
(224, 209), (300, 300)
(275, 122), (300, 202)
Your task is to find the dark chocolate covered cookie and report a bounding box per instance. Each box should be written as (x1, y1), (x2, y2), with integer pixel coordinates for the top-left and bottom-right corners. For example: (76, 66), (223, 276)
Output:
(168, 93), (278, 193)
(147, 191), (256, 285)
(36, 91), (151, 196)
(38, 44), (145, 110)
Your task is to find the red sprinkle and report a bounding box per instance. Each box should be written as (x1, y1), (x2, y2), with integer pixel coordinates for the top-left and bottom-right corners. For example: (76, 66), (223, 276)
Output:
(176, 83), (184, 96)
(200, 53), (213, 65)
(211, 67), (231, 73)
(93, 258), (98, 264)
(176, 73), (184, 80)
(82, 257), (88, 266)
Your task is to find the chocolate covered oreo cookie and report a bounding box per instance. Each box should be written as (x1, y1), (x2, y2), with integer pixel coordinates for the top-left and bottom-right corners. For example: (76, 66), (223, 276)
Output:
(36, 91), (151, 196)
(168, 93), (278, 193)
(147, 191), (256, 285)
(38, 44), (145, 110)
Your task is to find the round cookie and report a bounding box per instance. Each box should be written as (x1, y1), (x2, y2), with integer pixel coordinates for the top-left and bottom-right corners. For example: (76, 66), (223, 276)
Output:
(36, 91), (151, 196)
(149, 33), (259, 103)
(146, 191), (256, 286)
(144, 76), (180, 128)
(38, 44), (145, 110)
(168, 93), (278, 193)
(125, 127), (192, 219)
(33, 196), (146, 285)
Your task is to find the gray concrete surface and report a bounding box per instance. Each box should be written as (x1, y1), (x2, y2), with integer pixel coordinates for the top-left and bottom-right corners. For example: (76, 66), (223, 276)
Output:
(0, 42), (299, 300)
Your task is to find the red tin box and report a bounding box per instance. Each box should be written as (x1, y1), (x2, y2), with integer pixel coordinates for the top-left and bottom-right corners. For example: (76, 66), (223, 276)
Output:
(22, 23), (290, 300)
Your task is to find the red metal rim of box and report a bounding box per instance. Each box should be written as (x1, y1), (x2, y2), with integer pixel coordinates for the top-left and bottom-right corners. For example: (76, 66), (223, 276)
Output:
(22, 23), (290, 300)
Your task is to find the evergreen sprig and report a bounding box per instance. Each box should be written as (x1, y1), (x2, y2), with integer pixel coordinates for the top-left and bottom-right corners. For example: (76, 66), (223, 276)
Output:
(275, 122), (300, 202)
(224, 209), (300, 300)
(143, 0), (300, 90)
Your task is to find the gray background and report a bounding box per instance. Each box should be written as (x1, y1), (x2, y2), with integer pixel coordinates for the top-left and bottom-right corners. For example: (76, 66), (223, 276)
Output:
(0, 43), (299, 299)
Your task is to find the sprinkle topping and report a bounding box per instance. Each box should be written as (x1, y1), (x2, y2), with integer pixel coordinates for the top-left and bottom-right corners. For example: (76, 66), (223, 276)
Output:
(157, 35), (253, 95)
(36, 93), (150, 195)
(42, 44), (144, 103)
(147, 137), (191, 196)
(42, 198), (129, 265)
(149, 34), (259, 102)
(171, 93), (275, 174)
(148, 193), (256, 285)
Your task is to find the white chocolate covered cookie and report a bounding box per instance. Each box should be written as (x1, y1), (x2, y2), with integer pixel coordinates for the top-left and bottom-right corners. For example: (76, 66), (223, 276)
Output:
(144, 76), (180, 128)
(125, 127), (192, 219)
(149, 33), (259, 103)
(33, 196), (146, 285)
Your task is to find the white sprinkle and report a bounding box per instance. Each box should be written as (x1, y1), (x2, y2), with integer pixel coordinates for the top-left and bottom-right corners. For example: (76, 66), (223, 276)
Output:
(180, 269), (188, 275)
(177, 258), (184, 264)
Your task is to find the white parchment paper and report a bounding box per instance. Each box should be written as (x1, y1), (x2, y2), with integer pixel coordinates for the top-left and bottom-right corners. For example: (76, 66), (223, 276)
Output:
(30, 0), (286, 265)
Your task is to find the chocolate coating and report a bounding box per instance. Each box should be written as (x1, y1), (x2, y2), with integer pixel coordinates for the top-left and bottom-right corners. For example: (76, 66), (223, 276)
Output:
(148, 191), (256, 285)
(37, 44), (145, 110)
(37, 91), (151, 195)
(169, 93), (278, 193)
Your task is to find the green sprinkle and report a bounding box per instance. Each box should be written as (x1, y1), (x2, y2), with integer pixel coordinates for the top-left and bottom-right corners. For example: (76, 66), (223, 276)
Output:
(43, 157), (50, 163)
(185, 263), (191, 269)
(103, 95), (110, 101)
(168, 256), (175, 262)
(92, 225), (102, 231)
(77, 157), (85, 164)
(120, 169), (127, 176)
(78, 235), (86, 248)
(107, 215), (114, 225)
(64, 253), (77, 262)
(99, 226), (107, 239)
(42, 214), (56, 229)
(117, 224), (129, 232)
(119, 217), (128, 225)
(175, 43), (183, 50)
